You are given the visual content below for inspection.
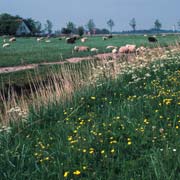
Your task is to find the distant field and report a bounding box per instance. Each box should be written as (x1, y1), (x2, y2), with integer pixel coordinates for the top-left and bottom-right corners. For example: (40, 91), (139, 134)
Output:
(0, 34), (180, 67)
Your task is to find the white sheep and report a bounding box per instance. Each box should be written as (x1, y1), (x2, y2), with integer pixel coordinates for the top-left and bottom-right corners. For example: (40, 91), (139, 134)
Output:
(90, 48), (99, 52)
(112, 48), (118, 54)
(9, 37), (16, 42)
(106, 46), (117, 49)
(45, 40), (51, 43)
(102, 36), (108, 40)
(2, 43), (10, 48)
(37, 37), (44, 42)
(81, 37), (88, 43)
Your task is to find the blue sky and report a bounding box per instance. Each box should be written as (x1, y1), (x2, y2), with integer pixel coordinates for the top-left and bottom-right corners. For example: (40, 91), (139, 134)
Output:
(0, 0), (179, 31)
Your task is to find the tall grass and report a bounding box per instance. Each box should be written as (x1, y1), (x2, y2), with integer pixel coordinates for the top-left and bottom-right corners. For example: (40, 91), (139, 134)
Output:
(0, 48), (180, 179)
(1, 44), (180, 125)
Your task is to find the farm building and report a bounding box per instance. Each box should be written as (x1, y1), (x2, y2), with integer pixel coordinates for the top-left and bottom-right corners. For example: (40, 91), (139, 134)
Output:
(15, 20), (31, 35)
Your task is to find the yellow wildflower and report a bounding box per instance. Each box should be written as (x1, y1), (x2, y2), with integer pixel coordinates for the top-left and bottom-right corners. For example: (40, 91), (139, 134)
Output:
(91, 96), (96, 100)
(73, 170), (81, 175)
(64, 171), (69, 177)
(101, 150), (105, 154)
(128, 141), (132, 145)
(111, 149), (115, 153)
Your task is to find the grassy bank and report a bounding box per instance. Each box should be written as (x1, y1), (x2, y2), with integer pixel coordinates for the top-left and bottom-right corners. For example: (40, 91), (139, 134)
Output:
(0, 52), (180, 179)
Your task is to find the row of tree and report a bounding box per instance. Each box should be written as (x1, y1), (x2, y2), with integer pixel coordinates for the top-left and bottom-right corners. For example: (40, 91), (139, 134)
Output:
(129, 18), (162, 31)
(1, 13), (180, 36)
(61, 18), (163, 36)
(60, 19), (112, 36)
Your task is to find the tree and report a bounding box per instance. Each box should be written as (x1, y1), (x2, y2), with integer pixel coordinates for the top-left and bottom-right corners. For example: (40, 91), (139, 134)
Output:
(61, 27), (71, 35)
(107, 19), (115, 34)
(129, 18), (136, 32)
(86, 19), (95, 35)
(35, 21), (42, 34)
(177, 20), (180, 30)
(77, 26), (84, 36)
(44, 20), (53, 34)
(66, 21), (76, 34)
(0, 13), (22, 35)
(101, 28), (110, 34)
(54, 30), (61, 36)
(154, 19), (162, 31)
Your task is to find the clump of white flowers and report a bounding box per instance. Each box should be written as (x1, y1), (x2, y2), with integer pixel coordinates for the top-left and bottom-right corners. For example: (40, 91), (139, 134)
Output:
(0, 125), (11, 134)
(7, 106), (28, 122)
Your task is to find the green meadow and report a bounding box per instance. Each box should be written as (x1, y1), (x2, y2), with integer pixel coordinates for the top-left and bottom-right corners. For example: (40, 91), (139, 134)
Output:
(0, 34), (180, 67)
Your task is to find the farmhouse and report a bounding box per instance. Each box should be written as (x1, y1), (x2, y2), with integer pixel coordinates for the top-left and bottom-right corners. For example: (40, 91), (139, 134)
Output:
(15, 19), (31, 36)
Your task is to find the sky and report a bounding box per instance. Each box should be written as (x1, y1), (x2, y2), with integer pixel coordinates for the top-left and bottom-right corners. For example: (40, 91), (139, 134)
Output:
(0, 0), (180, 31)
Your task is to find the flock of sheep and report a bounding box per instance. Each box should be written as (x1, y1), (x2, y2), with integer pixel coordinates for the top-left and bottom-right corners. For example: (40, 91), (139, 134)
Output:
(67, 35), (148, 54)
(73, 44), (146, 54)
(1, 35), (158, 56)
(2, 37), (16, 48)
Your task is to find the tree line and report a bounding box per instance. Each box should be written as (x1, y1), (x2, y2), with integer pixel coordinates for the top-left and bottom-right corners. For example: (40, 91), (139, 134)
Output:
(0, 13), (180, 36)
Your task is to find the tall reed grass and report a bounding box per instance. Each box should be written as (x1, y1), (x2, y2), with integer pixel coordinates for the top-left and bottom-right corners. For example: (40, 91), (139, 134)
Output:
(1, 44), (180, 125)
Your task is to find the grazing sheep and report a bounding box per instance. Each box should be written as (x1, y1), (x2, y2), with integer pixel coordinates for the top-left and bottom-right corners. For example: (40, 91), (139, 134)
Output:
(81, 37), (88, 43)
(45, 40), (51, 43)
(74, 46), (79, 51)
(112, 48), (118, 54)
(148, 36), (158, 43)
(2, 43), (10, 48)
(106, 46), (117, 49)
(74, 46), (89, 52)
(3, 39), (6, 43)
(119, 44), (136, 53)
(66, 37), (76, 44)
(119, 46), (129, 53)
(102, 35), (113, 40)
(107, 35), (113, 38)
(37, 37), (44, 42)
(144, 34), (147, 37)
(73, 35), (81, 40)
(126, 44), (136, 53)
(102, 36), (108, 40)
(9, 37), (16, 42)
(90, 48), (99, 52)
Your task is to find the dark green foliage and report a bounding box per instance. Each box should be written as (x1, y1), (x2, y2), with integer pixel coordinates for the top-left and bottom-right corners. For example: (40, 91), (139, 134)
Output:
(77, 26), (84, 37)
(61, 27), (71, 34)
(86, 19), (95, 34)
(154, 19), (162, 31)
(0, 13), (22, 35)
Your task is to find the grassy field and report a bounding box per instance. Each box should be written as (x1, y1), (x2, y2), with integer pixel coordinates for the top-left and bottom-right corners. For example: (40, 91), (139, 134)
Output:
(0, 34), (180, 67)
(0, 52), (180, 179)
